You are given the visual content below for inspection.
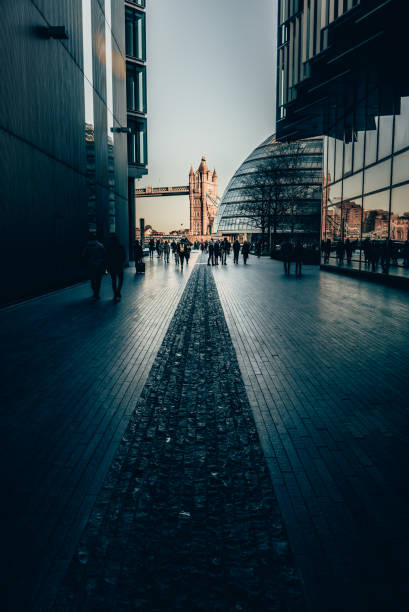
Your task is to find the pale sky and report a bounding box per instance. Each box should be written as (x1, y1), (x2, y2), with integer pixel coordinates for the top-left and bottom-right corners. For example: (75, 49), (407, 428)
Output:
(136, 0), (277, 232)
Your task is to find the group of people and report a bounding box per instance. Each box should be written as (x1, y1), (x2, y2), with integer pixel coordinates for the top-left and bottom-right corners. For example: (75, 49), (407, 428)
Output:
(322, 237), (409, 272)
(148, 238), (192, 269)
(204, 238), (251, 266)
(280, 239), (305, 277)
(82, 232), (126, 300)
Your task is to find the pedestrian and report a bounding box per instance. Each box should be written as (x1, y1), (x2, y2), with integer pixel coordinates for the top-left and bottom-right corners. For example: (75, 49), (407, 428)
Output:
(82, 232), (106, 299)
(345, 238), (353, 264)
(281, 239), (293, 275)
(178, 241), (186, 269)
(242, 241), (250, 264)
(185, 242), (191, 264)
(208, 240), (214, 266)
(163, 240), (170, 263)
(134, 239), (143, 268)
(106, 234), (126, 300)
(255, 241), (262, 257)
(200, 242), (204, 253)
(233, 239), (240, 264)
(221, 239), (228, 264)
(214, 240), (220, 265)
(149, 238), (155, 259)
(294, 240), (304, 277)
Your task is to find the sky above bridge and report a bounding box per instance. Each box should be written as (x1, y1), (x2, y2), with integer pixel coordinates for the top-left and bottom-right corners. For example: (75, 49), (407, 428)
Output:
(136, 0), (276, 232)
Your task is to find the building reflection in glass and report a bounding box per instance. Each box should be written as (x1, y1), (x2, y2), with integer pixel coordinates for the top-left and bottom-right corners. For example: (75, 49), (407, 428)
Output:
(321, 94), (409, 277)
(82, 0), (96, 233)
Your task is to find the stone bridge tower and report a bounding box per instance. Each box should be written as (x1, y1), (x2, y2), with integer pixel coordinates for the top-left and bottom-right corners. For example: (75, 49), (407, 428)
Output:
(189, 155), (218, 239)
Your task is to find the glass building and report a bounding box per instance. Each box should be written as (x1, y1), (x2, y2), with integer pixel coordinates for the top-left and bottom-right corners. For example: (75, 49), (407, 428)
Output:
(215, 135), (323, 244)
(276, 0), (409, 281)
(125, 0), (148, 256)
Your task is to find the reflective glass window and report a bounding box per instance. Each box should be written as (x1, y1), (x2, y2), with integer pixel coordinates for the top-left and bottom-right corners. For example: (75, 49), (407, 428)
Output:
(125, 8), (146, 60)
(392, 151), (409, 186)
(343, 171), (363, 202)
(126, 65), (146, 113)
(362, 190), (390, 240)
(327, 137), (335, 183)
(334, 136), (343, 181)
(377, 114), (394, 160)
(394, 97), (409, 153)
(353, 128), (365, 172)
(364, 159), (391, 194)
(365, 124), (378, 166)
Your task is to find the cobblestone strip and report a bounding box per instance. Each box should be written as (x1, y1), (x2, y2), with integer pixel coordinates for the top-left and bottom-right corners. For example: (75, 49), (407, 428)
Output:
(54, 264), (305, 611)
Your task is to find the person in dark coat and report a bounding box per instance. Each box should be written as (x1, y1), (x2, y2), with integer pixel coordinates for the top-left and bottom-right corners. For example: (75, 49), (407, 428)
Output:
(106, 234), (126, 300)
(242, 241), (250, 264)
(233, 239), (240, 264)
(177, 241), (186, 269)
(208, 241), (214, 266)
(294, 240), (304, 277)
(185, 243), (191, 264)
(82, 232), (106, 299)
(134, 239), (143, 267)
(345, 238), (353, 264)
(214, 241), (220, 265)
(255, 241), (262, 257)
(281, 239), (293, 275)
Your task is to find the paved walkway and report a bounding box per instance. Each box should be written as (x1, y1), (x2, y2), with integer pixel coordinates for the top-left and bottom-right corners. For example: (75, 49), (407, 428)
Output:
(3, 252), (409, 611)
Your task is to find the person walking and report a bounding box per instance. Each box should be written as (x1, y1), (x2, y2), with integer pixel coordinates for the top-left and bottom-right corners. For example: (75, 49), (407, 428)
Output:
(106, 234), (126, 300)
(233, 239), (240, 264)
(208, 240), (214, 266)
(242, 241), (250, 264)
(185, 242), (191, 264)
(214, 240), (220, 265)
(163, 240), (170, 263)
(294, 240), (304, 277)
(134, 239), (144, 273)
(281, 239), (293, 275)
(178, 241), (186, 269)
(221, 239), (228, 265)
(82, 232), (106, 299)
(149, 238), (155, 259)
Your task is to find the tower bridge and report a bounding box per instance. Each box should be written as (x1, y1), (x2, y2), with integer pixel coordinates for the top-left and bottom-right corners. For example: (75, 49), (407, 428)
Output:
(135, 155), (218, 239)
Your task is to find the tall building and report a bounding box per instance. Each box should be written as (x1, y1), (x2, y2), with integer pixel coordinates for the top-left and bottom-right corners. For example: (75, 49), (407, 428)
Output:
(276, 0), (409, 281)
(0, 0), (130, 304)
(189, 156), (218, 238)
(214, 135), (323, 243)
(125, 0), (148, 255)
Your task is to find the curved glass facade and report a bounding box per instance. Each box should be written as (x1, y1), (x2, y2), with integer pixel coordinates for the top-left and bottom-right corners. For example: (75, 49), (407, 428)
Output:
(215, 135), (323, 243)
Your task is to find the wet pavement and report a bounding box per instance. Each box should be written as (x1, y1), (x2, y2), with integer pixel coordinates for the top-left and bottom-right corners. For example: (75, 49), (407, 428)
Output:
(3, 251), (409, 611)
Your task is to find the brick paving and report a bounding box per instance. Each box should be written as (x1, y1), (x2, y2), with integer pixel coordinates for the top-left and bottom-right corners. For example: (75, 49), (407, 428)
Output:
(2, 256), (198, 611)
(213, 255), (409, 612)
(54, 263), (305, 611)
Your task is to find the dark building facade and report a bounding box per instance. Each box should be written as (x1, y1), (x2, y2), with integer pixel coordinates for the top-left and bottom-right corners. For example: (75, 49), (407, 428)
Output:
(276, 0), (409, 280)
(125, 0), (148, 256)
(215, 135), (323, 245)
(0, 0), (130, 304)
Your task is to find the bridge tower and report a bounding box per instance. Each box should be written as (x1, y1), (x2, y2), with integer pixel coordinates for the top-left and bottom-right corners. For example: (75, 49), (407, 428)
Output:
(189, 155), (218, 238)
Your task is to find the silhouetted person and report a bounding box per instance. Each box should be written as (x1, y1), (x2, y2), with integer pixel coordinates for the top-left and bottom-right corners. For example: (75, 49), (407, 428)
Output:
(214, 241), (220, 265)
(281, 239), (293, 275)
(106, 234), (125, 300)
(134, 239), (143, 267)
(363, 237), (371, 265)
(208, 241), (214, 266)
(242, 241), (250, 264)
(256, 241), (262, 257)
(178, 241), (186, 269)
(149, 238), (155, 259)
(82, 232), (105, 299)
(185, 243), (191, 264)
(345, 239), (353, 264)
(163, 240), (170, 263)
(294, 240), (304, 277)
(233, 239), (240, 264)
(336, 241), (345, 264)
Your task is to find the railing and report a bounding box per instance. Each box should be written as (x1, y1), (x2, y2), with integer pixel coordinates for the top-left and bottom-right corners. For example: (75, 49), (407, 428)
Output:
(135, 185), (189, 197)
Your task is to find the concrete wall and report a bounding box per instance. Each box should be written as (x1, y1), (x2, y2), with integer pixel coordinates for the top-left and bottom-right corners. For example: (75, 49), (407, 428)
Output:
(0, 0), (128, 305)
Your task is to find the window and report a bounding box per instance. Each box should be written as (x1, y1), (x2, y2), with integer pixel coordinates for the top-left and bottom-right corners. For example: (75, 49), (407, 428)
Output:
(125, 8), (145, 60)
(126, 65), (146, 113)
(128, 119), (147, 166)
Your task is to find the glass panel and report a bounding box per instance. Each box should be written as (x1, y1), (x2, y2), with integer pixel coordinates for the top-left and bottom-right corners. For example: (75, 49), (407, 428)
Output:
(364, 158), (391, 194)
(342, 199), (362, 261)
(377, 114), (394, 160)
(394, 97), (409, 153)
(390, 184), (409, 270)
(365, 122), (378, 166)
(82, 0), (96, 233)
(343, 171), (363, 202)
(334, 136), (343, 181)
(361, 190), (390, 273)
(353, 127), (365, 172)
(392, 150), (409, 186)
(327, 137), (335, 183)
